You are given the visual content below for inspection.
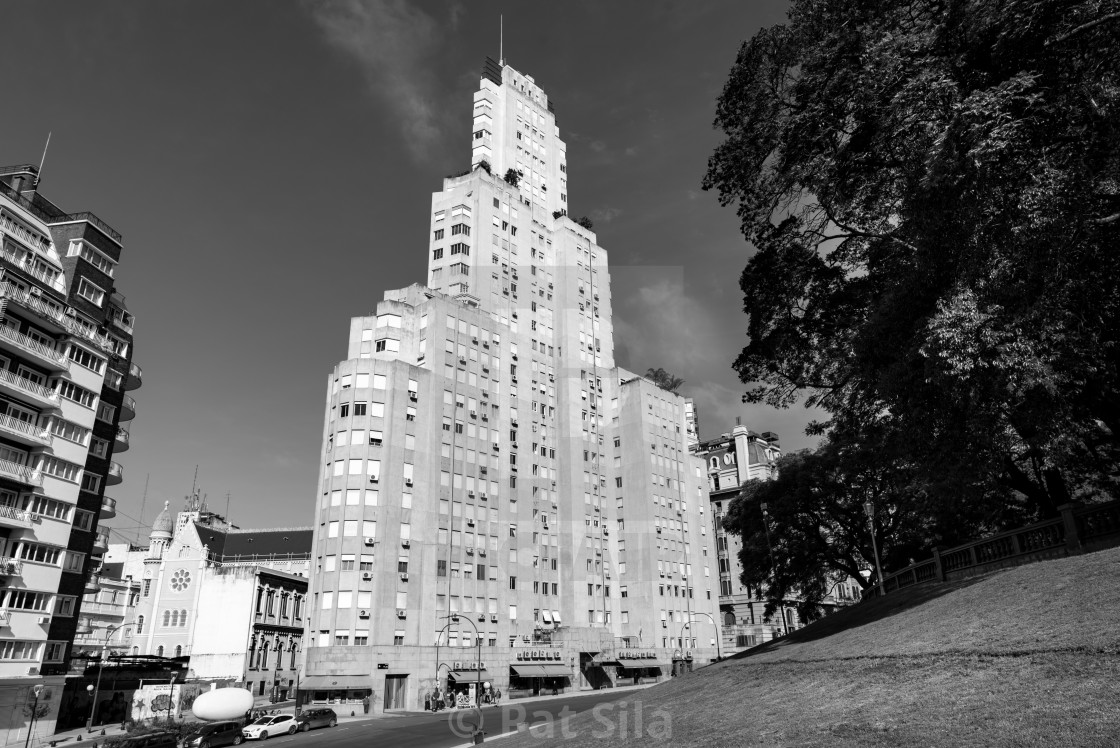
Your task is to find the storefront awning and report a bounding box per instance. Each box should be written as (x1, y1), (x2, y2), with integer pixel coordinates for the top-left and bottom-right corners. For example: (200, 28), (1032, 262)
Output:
(552, 611), (561, 623)
(541, 610), (553, 623)
(512, 664), (571, 677)
(511, 664), (545, 677)
(618, 659), (662, 670)
(448, 670), (493, 682)
(592, 659), (621, 667)
(299, 674), (370, 690)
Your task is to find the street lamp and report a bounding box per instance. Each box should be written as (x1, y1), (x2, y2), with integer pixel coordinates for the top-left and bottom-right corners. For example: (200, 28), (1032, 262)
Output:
(759, 503), (786, 635)
(863, 500), (886, 596)
(24, 684), (44, 748)
(440, 614), (482, 740)
(166, 670), (181, 723)
(88, 623), (133, 731)
(683, 611), (722, 663)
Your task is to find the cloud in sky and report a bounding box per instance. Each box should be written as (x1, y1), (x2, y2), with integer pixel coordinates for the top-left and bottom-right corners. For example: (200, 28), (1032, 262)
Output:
(306, 0), (448, 162)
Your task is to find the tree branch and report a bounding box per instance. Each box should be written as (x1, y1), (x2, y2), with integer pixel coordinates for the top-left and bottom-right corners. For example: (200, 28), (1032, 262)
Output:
(1046, 12), (1120, 46)
(1092, 212), (1120, 225)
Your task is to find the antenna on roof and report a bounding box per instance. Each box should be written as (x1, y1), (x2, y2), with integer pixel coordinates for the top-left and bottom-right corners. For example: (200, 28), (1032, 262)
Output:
(500, 14), (504, 66)
(191, 465), (199, 496)
(225, 492), (232, 526)
(35, 132), (51, 186)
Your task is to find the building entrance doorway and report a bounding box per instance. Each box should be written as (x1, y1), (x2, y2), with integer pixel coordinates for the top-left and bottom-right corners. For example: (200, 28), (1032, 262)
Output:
(383, 675), (407, 710)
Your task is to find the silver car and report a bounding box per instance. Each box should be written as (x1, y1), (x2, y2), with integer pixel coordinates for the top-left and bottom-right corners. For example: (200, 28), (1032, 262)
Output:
(294, 708), (337, 732)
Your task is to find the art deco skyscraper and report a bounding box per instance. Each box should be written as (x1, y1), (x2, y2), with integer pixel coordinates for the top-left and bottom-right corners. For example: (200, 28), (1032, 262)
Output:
(304, 59), (719, 712)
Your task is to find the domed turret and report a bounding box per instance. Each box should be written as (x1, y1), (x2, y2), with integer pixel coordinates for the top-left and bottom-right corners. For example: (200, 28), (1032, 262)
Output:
(148, 500), (173, 559)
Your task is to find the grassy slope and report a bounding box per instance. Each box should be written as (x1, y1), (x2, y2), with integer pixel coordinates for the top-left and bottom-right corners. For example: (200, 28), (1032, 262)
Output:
(503, 547), (1120, 747)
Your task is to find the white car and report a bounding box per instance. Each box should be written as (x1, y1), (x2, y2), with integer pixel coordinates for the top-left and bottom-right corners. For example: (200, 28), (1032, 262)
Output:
(242, 715), (297, 740)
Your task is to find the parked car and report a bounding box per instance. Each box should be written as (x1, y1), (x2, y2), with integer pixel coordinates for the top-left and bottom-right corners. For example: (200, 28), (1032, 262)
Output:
(294, 708), (337, 732)
(241, 714), (297, 740)
(180, 720), (245, 747)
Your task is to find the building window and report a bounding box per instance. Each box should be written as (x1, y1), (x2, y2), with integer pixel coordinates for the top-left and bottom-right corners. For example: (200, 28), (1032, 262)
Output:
(68, 345), (106, 374)
(96, 402), (117, 423)
(58, 381), (97, 408)
(77, 277), (106, 306)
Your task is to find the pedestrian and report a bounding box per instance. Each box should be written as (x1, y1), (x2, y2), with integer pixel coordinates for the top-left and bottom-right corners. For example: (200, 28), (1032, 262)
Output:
(362, 693), (370, 714)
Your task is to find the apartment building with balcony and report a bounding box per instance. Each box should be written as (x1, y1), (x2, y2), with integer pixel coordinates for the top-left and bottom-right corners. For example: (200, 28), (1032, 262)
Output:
(0, 164), (140, 741)
(304, 58), (720, 712)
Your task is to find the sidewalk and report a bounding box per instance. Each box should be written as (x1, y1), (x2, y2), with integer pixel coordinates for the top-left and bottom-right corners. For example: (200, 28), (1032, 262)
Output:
(396, 682), (657, 717)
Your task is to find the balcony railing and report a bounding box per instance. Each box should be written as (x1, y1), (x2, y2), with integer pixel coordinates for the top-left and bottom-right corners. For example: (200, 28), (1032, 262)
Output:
(0, 504), (32, 525)
(92, 531), (109, 552)
(106, 461), (123, 486)
(0, 557), (24, 576)
(0, 246), (67, 293)
(0, 412), (51, 445)
(124, 362), (142, 390)
(119, 394), (136, 421)
(0, 324), (68, 368)
(114, 425), (130, 448)
(48, 211), (122, 244)
(0, 458), (42, 486)
(0, 366), (60, 404)
(100, 496), (117, 519)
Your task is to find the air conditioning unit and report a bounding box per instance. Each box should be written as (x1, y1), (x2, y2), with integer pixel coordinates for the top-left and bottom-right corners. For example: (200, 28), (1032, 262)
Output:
(466, 547), (474, 555)
(359, 610), (369, 619)
(362, 572), (373, 581)
(478, 548), (486, 557)
(470, 410), (477, 418)
(483, 341), (489, 348)
(405, 478), (414, 487)
(38, 616), (51, 625)
(472, 338), (478, 344)
(27, 666), (39, 676)
(467, 519), (475, 527)
(459, 357), (467, 365)
(65, 308), (78, 317)
(396, 609), (406, 618)
(401, 539), (411, 548)
(478, 614), (486, 622)
(371, 438), (383, 446)
(490, 614), (498, 622)
(30, 287), (42, 297)
(661, 621), (667, 628)
(365, 537), (377, 546)
(511, 420), (518, 428)
(479, 492), (487, 500)
(409, 392), (418, 401)
(512, 354), (518, 361)
(370, 476), (379, 484)
(399, 573), (409, 582)
(481, 414), (488, 421)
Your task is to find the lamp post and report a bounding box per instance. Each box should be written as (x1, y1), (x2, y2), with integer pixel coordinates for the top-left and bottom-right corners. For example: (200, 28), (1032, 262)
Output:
(759, 503), (786, 634)
(24, 684), (44, 748)
(863, 500), (886, 596)
(166, 670), (180, 723)
(440, 614), (482, 740)
(88, 622), (133, 731)
(433, 621), (455, 709)
(684, 612), (722, 663)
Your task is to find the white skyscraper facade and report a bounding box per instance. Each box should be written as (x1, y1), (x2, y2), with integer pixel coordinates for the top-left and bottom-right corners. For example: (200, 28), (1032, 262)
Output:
(303, 59), (719, 713)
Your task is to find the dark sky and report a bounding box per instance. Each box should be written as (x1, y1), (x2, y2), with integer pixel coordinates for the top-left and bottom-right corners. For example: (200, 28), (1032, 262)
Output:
(2, 0), (821, 538)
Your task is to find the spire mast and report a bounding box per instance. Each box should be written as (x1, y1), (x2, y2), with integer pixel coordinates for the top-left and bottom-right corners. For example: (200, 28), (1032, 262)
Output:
(500, 15), (504, 65)
(35, 132), (51, 186)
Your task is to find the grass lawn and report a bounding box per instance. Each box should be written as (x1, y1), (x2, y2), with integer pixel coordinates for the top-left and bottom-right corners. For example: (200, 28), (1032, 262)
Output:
(501, 546), (1120, 747)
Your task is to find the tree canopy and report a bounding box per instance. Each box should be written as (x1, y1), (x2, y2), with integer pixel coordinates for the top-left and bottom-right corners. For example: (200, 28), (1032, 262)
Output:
(645, 367), (686, 393)
(707, 0), (1120, 604)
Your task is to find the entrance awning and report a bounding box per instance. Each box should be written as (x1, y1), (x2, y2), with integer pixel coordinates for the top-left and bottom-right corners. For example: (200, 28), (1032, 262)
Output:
(448, 670), (493, 682)
(299, 674), (370, 690)
(512, 664), (571, 677)
(618, 659), (662, 670)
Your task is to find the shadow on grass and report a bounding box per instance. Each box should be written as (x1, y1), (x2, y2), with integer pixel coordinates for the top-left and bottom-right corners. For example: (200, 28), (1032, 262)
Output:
(726, 572), (1003, 662)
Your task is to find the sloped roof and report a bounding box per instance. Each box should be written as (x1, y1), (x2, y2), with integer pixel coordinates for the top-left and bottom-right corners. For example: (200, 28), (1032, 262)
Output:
(194, 523), (313, 560)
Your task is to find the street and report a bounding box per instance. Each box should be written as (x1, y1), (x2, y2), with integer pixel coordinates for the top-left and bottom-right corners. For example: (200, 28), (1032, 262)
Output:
(253, 692), (633, 748)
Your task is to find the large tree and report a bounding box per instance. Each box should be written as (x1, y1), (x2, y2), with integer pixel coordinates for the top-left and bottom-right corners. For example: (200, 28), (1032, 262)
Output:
(705, 0), (1120, 559)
